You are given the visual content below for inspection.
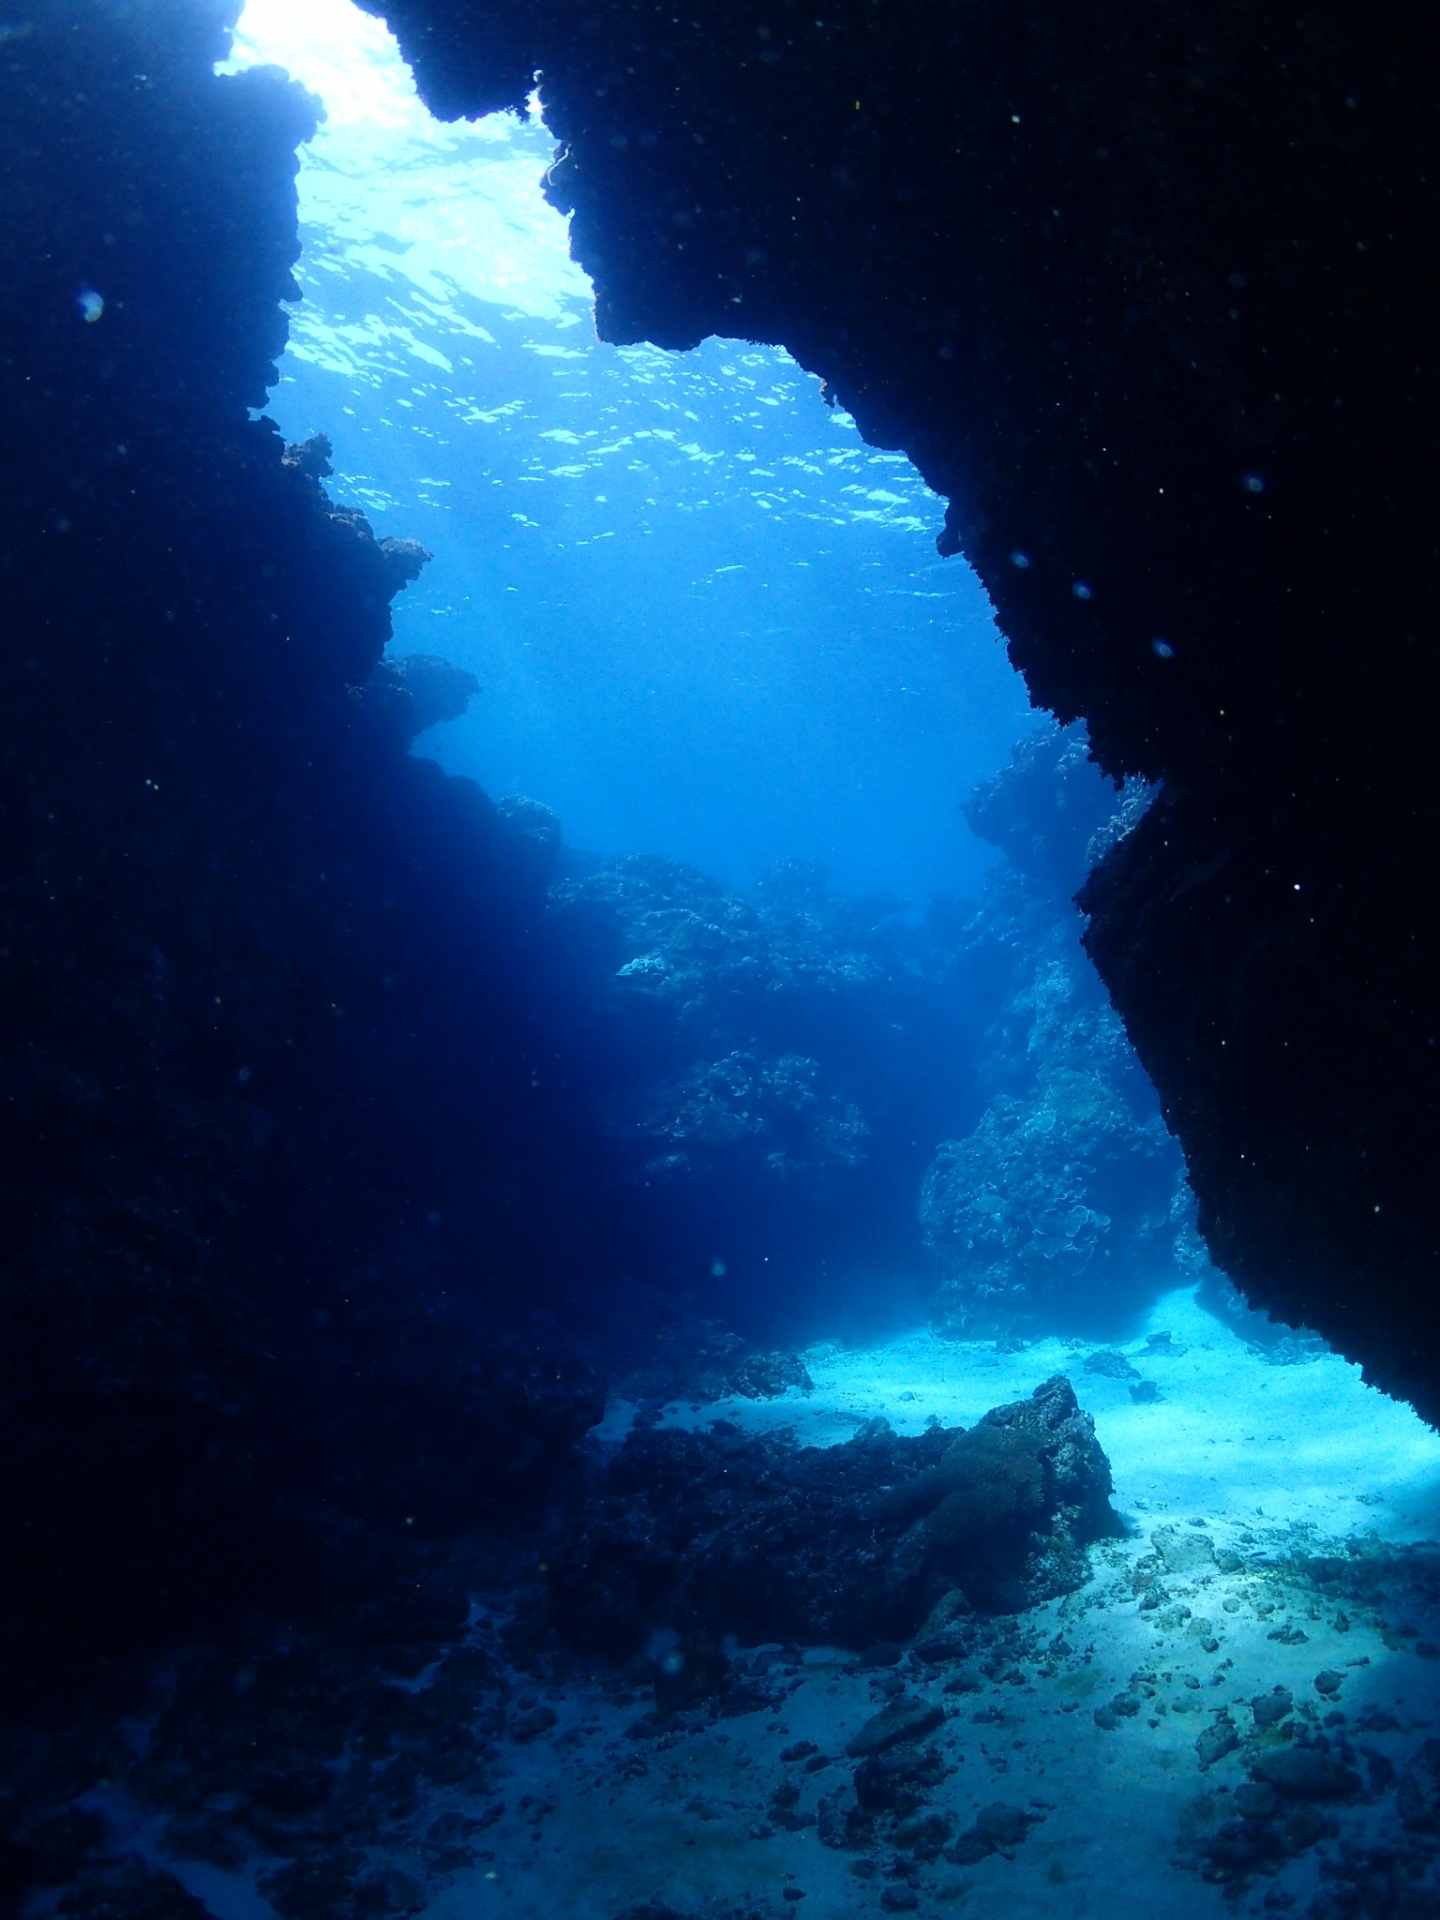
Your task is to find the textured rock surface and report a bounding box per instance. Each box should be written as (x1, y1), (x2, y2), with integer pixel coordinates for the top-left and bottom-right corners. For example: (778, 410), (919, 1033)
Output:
(541, 1375), (1116, 1654)
(0, 0), (610, 1677)
(921, 730), (1186, 1335)
(544, 850), (998, 1308)
(364, 0), (1440, 1412)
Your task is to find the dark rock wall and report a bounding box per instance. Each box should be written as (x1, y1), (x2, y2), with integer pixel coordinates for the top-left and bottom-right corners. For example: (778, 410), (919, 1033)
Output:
(0, 0), (617, 1671)
(540, 1376), (1115, 1656)
(366, 0), (1440, 1413)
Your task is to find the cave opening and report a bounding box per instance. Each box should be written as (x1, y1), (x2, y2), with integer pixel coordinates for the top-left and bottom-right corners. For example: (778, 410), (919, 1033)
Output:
(6, 0), (1440, 1911)
(226, 0), (1037, 906)
(219, 0), (1440, 1612)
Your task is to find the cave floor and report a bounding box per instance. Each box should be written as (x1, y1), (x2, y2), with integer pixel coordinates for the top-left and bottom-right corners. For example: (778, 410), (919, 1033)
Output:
(48, 1289), (1440, 1920)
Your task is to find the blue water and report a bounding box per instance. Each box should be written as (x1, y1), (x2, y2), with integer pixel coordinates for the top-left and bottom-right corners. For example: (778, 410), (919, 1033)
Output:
(227, 0), (1037, 902)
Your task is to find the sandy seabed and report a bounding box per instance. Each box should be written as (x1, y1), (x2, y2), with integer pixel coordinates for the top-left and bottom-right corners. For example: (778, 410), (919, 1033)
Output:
(82, 1287), (1440, 1920)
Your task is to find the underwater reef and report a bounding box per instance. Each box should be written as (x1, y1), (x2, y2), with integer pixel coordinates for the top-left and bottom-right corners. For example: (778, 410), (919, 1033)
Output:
(365, 0), (1440, 1416)
(535, 1375), (1118, 1659)
(541, 849), (994, 1311)
(921, 731), (1185, 1337)
(534, 747), (1194, 1333)
(0, 0), (1162, 1683)
(7, 5), (1440, 1914)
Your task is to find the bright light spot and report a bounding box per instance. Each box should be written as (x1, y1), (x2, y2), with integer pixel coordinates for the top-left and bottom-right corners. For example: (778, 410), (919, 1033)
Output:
(219, 0), (590, 320)
(77, 288), (104, 323)
(219, 0), (435, 130)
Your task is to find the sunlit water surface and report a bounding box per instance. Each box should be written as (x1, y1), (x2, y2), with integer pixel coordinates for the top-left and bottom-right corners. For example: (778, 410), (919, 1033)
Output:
(223, 0), (1036, 900)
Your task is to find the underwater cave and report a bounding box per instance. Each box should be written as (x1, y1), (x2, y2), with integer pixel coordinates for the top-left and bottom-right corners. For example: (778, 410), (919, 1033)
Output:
(2, 0), (1439, 1915)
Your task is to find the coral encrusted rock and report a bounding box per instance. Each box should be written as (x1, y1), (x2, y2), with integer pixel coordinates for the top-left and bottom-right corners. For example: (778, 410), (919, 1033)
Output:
(544, 1375), (1117, 1653)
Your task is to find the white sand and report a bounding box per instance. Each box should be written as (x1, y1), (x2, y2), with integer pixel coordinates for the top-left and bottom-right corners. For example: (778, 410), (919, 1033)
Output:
(120, 1285), (1440, 1920)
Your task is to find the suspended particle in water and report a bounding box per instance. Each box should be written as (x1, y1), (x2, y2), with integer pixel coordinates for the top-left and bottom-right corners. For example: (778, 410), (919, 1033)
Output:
(1152, 638), (1175, 659)
(77, 288), (104, 323)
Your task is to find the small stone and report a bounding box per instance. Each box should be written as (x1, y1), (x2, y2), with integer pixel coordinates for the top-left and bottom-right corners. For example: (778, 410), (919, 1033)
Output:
(1251, 1688), (1294, 1729)
(1196, 1711), (1239, 1771)
(945, 1802), (1041, 1863)
(894, 1811), (955, 1860)
(1313, 1669), (1344, 1697)
(913, 1590), (979, 1664)
(1153, 1528), (1217, 1576)
(1083, 1349), (1139, 1381)
(942, 1667), (982, 1695)
(846, 1696), (946, 1758)
(976, 1803), (1040, 1847)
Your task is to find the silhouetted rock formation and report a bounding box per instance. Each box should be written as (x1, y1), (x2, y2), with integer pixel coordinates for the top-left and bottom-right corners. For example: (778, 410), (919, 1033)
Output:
(367, 0), (1440, 1414)
(0, 0), (1100, 1685)
(0, 0), (614, 1677)
(540, 1376), (1116, 1655)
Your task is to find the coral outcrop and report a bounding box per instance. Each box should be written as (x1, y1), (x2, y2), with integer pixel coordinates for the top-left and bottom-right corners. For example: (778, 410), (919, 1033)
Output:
(543, 850), (994, 1306)
(921, 731), (1185, 1334)
(540, 1376), (1116, 1654)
